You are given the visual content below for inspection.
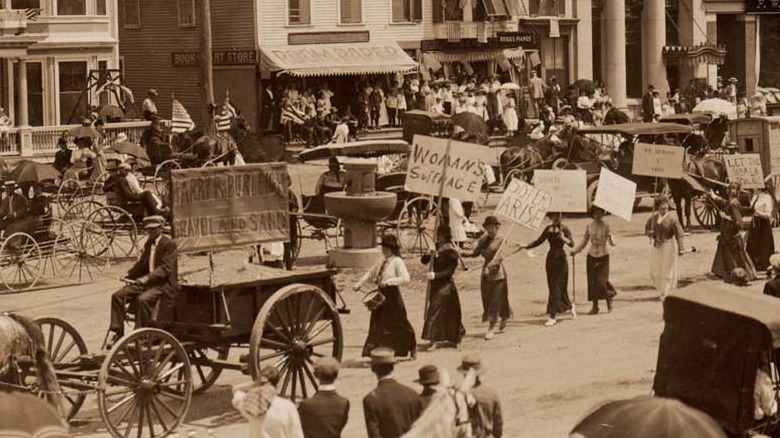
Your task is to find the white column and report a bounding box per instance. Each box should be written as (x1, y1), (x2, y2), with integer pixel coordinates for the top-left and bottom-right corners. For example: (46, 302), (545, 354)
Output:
(17, 58), (28, 127)
(678, 0), (708, 89)
(644, 0), (667, 95)
(575, 0), (593, 80)
(603, 0), (627, 108)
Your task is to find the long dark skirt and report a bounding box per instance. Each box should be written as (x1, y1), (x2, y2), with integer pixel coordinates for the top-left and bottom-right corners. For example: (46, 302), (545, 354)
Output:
(480, 278), (512, 323)
(361, 286), (417, 358)
(546, 254), (573, 316)
(586, 254), (617, 301)
(747, 217), (775, 272)
(712, 233), (758, 281)
(422, 280), (465, 345)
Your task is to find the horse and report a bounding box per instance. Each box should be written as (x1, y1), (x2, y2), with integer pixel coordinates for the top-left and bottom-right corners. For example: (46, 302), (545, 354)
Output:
(669, 153), (728, 228)
(402, 369), (477, 438)
(0, 313), (64, 419)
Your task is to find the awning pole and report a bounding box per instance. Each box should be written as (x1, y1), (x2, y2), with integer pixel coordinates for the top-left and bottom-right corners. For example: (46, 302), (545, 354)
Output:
(200, 0), (216, 136)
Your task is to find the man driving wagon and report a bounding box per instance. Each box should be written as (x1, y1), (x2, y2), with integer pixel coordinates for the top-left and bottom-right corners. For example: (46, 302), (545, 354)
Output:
(106, 215), (177, 347)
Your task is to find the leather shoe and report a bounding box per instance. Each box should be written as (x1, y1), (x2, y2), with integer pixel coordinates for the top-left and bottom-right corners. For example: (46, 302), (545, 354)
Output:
(588, 306), (599, 315)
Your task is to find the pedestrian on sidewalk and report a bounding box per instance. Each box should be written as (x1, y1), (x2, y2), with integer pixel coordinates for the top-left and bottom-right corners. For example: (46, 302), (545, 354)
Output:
(571, 206), (617, 314)
(458, 354), (503, 438)
(520, 212), (576, 326)
(354, 234), (417, 359)
(421, 225), (465, 351)
(298, 357), (350, 438)
(462, 216), (513, 340)
(645, 195), (687, 300)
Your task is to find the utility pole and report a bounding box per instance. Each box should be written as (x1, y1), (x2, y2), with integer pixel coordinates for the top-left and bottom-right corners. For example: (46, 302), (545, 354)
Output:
(199, 0), (215, 136)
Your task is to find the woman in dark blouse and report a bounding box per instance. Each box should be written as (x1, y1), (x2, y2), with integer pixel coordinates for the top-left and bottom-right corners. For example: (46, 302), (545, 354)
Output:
(421, 225), (465, 350)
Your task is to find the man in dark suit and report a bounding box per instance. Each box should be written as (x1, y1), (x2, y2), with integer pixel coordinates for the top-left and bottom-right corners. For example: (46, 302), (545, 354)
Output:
(0, 181), (29, 236)
(641, 85), (656, 122)
(298, 357), (350, 438)
(415, 365), (440, 410)
(107, 216), (177, 346)
(363, 347), (423, 438)
(764, 255), (780, 298)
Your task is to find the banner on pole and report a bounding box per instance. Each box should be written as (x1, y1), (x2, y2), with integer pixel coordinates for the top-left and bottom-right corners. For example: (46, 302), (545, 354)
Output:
(494, 178), (552, 229)
(170, 163), (290, 253)
(593, 167), (637, 221)
(632, 143), (685, 179)
(533, 169), (587, 212)
(724, 153), (764, 189)
(404, 135), (491, 202)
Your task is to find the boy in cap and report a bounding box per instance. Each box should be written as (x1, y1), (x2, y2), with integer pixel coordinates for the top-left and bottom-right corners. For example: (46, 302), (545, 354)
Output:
(363, 347), (423, 438)
(459, 354), (503, 438)
(298, 357), (350, 438)
(107, 215), (177, 347)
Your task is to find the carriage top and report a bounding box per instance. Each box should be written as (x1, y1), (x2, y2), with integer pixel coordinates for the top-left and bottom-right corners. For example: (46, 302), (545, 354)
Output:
(576, 122), (694, 137)
(658, 113), (714, 126)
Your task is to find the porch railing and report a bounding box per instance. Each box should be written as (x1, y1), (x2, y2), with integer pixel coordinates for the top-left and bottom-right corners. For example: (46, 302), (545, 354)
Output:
(25, 121), (151, 156)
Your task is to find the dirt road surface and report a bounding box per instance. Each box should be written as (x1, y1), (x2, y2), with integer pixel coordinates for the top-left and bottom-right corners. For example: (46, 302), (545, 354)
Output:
(3, 166), (771, 437)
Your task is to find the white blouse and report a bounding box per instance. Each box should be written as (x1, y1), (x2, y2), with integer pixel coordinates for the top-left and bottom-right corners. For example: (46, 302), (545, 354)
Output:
(356, 256), (410, 289)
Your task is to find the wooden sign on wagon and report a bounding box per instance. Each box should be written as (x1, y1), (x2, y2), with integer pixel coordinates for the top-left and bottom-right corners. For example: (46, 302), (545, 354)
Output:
(404, 135), (491, 202)
(533, 169), (587, 213)
(724, 153), (765, 189)
(632, 143), (685, 179)
(593, 167), (637, 221)
(169, 163), (291, 253)
(494, 178), (552, 229)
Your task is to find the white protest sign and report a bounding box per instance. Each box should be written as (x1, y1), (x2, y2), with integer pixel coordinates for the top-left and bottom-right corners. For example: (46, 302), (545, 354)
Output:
(593, 167), (637, 221)
(632, 143), (685, 179)
(404, 135), (491, 202)
(494, 178), (552, 229)
(724, 153), (764, 189)
(533, 169), (587, 213)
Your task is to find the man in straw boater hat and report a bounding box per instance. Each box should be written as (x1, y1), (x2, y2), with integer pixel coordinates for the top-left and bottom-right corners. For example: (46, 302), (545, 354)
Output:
(0, 180), (29, 236)
(458, 354), (503, 438)
(106, 216), (178, 347)
(363, 347), (423, 438)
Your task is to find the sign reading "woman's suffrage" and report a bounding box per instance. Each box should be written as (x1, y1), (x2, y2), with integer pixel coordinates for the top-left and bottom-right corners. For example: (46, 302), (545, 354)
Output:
(404, 135), (491, 202)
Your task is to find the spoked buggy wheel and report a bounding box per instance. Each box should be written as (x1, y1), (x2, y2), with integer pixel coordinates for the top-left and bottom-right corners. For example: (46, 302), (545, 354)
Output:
(64, 199), (103, 222)
(396, 196), (439, 255)
(90, 171), (112, 201)
(32, 317), (88, 420)
(86, 206), (138, 260)
(97, 328), (192, 438)
(0, 232), (43, 292)
(187, 345), (229, 394)
(693, 194), (720, 230)
(249, 284), (343, 403)
(153, 160), (181, 201)
(53, 220), (110, 284)
(56, 179), (85, 216)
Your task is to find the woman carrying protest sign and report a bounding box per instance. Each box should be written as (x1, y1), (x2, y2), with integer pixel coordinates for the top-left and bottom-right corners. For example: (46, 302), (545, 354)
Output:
(645, 195), (687, 300)
(709, 183), (757, 283)
(421, 225), (465, 350)
(520, 212), (575, 326)
(571, 206), (617, 314)
(462, 216), (514, 340)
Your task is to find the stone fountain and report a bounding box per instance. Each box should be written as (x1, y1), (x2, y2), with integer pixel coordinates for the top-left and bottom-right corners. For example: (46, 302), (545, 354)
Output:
(324, 159), (397, 268)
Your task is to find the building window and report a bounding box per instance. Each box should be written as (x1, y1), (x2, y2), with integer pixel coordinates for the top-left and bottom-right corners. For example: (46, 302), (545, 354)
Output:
(96, 0), (106, 15)
(340, 0), (361, 24)
(541, 35), (569, 87)
(13, 61), (43, 126)
(289, 0), (310, 25)
(760, 16), (780, 88)
(58, 61), (87, 125)
(57, 0), (86, 15)
(392, 0), (422, 23)
(122, 0), (139, 28)
(530, 0), (565, 17)
(12, 0), (40, 9)
(433, 0), (463, 22)
(177, 0), (195, 27)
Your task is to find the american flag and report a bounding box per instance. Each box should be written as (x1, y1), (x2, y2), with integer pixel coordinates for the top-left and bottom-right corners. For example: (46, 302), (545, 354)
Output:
(24, 8), (42, 21)
(171, 99), (195, 133)
(216, 103), (233, 132)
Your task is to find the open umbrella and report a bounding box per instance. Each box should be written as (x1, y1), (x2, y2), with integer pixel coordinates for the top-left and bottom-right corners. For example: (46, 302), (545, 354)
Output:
(451, 111), (490, 138)
(500, 82), (521, 91)
(99, 104), (125, 122)
(109, 140), (150, 162)
(693, 98), (737, 119)
(8, 161), (60, 183)
(67, 124), (101, 139)
(571, 396), (727, 438)
(298, 139), (410, 163)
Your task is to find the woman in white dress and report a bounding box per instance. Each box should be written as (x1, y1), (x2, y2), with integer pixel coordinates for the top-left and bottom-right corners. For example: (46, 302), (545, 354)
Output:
(645, 195), (687, 300)
(502, 90), (519, 137)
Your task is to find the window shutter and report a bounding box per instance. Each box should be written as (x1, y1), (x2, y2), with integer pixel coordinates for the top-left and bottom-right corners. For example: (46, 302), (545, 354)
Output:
(340, 0), (350, 22)
(354, 0), (362, 22)
(529, 0), (539, 15)
(433, 0), (443, 22)
(392, 0), (404, 22)
(300, 0), (310, 24)
(413, 0), (422, 21)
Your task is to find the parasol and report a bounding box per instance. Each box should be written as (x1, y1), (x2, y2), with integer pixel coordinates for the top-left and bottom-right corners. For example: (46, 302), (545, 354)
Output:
(451, 111), (490, 138)
(109, 140), (150, 162)
(9, 161), (60, 183)
(67, 125), (101, 139)
(298, 139), (411, 163)
(99, 104), (125, 122)
(571, 396), (727, 438)
(693, 98), (737, 119)
(500, 82), (521, 91)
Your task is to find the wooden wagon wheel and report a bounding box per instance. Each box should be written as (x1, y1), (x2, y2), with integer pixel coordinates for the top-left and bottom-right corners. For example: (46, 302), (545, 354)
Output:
(32, 317), (89, 420)
(153, 160), (181, 200)
(395, 196), (438, 255)
(64, 199), (103, 222)
(693, 194), (721, 229)
(90, 171), (112, 201)
(97, 328), (192, 438)
(53, 220), (110, 284)
(86, 206), (138, 260)
(0, 232), (43, 292)
(56, 179), (85, 216)
(248, 284), (344, 403)
(187, 345), (229, 395)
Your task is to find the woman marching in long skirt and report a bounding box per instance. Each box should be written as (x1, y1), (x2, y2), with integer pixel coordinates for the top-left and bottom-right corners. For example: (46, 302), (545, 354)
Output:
(354, 234), (417, 359)
(645, 195), (686, 300)
(520, 213), (575, 327)
(710, 183), (757, 282)
(421, 225), (465, 351)
(747, 180), (776, 273)
(571, 206), (617, 314)
(462, 216), (514, 340)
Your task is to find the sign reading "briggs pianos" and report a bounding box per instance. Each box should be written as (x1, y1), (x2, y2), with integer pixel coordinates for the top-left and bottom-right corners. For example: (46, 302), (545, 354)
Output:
(169, 164), (290, 253)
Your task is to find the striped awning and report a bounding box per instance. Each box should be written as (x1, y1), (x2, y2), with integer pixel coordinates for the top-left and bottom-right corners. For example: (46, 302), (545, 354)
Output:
(663, 44), (727, 66)
(260, 42), (417, 77)
(425, 48), (525, 64)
